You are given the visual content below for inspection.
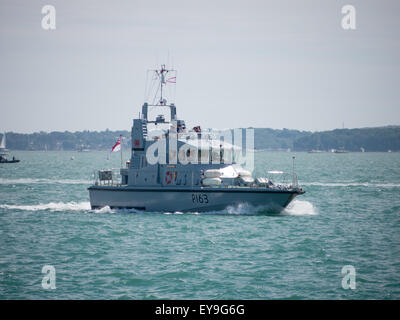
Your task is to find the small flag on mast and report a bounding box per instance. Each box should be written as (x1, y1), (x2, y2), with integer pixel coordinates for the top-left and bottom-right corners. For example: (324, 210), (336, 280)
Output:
(111, 137), (121, 153)
(166, 76), (176, 83)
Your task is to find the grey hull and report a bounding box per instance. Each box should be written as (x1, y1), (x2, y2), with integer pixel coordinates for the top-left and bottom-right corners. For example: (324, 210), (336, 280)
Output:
(88, 186), (301, 212)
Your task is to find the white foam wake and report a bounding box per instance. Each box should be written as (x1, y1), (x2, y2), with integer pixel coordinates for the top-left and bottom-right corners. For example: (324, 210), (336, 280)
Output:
(283, 200), (318, 216)
(92, 206), (114, 214)
(0, 200), (317, 216)
(0, 178), (92, 185)
(162, 203), (259, 216)
(0, 201), (91, 212)
(161, 200), (319, 216)
(225, 202), (261, 215)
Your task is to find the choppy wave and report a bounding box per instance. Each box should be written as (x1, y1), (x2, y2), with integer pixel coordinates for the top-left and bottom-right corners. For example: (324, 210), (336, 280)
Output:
(301, 182), (400, 188)
(0, 178), (92, 185)
(0, 201), (91, 211)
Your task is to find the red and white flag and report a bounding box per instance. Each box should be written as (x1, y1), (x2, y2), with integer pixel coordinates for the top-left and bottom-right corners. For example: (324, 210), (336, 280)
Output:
(166, 76), (176, 83)
(111, 138), (121, 152)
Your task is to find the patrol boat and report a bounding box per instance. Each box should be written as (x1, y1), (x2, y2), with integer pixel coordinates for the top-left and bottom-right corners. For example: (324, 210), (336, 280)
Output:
(88, 65), (305, 212)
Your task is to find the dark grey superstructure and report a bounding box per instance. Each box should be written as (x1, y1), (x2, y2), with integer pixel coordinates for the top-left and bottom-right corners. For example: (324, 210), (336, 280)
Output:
(88, 65), (304, 212)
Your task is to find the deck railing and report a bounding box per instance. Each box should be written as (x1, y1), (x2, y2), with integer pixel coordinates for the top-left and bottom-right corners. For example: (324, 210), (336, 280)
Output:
(93, 168), (123, 186)
(92, 168), (301, 191)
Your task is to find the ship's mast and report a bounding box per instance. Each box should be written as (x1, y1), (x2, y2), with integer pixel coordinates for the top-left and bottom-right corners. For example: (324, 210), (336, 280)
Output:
(159, 64), (166, 105)
(146, 64), (176, 107)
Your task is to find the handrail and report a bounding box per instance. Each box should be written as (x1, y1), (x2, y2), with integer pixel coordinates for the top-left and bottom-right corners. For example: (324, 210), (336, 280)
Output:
(92, 168), (301, 190)
(93, 168), (124, 186)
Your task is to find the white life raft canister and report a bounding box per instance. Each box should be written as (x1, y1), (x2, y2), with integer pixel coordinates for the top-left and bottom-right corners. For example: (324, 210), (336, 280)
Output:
(202, 177), (222, 186)
(203, 169), (222, 178)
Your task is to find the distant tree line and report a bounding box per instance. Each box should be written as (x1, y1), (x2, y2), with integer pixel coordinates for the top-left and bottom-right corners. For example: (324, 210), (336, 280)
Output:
(2, 126), (399, 152)
(292, 126), (400, 152)
(3, 130), (130, 151)
(252, 128), (311, 151)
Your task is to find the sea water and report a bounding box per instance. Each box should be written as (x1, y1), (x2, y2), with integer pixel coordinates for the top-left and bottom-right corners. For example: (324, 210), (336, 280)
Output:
(0, 151), (399, 299)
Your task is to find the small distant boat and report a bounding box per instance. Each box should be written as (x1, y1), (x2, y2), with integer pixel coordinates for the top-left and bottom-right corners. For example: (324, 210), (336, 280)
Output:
(308, 150), (325, 153)
(0, 156), (19, 163)
(0, 132), (20, 163)
(77, 144), (90, 152)
(333, 148), (348, 153)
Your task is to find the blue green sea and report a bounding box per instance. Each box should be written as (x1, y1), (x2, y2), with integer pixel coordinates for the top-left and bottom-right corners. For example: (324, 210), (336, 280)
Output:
(1, 151), (399, 299)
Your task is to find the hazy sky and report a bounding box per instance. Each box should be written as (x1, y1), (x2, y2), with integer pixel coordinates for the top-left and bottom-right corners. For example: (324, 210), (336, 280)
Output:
(0, 0), (399, 133)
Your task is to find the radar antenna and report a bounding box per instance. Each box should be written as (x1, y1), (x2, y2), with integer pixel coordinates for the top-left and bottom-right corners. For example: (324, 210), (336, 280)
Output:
(146, 64), (176, 106)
